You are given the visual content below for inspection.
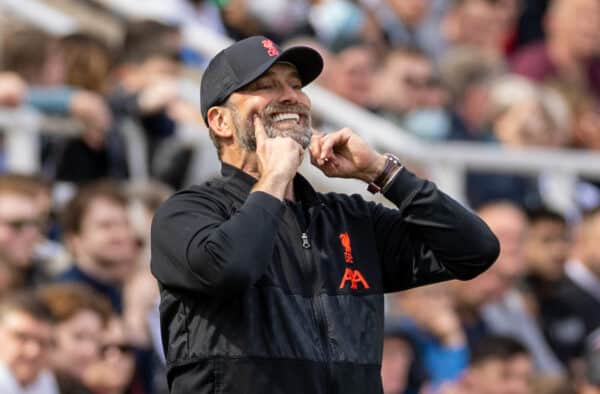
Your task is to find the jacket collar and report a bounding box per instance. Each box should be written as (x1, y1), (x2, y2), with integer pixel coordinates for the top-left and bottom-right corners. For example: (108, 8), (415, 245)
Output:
(220, 162), (321, 207)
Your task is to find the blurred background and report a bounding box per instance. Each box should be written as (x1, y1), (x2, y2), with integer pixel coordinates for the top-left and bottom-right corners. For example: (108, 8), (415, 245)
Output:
(0, 0), (600, 393)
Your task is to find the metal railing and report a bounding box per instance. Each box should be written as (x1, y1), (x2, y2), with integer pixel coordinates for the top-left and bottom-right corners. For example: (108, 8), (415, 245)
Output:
(4, 1), (600, 213)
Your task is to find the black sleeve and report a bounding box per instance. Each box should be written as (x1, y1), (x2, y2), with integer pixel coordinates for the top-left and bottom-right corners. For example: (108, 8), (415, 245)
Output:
(150, 188), (284, 296)
(371, 169), (500, 292)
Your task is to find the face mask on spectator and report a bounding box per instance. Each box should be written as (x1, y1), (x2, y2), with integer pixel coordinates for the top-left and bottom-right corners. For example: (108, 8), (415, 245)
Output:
(402, 108), (451, 140)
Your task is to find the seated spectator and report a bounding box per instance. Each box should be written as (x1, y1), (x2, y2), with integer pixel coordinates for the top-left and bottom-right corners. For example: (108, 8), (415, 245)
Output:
(386, 283), (468, 389)
(371, 46), (450, 139)
(477, 201), (565, 376)
(37, 283), (112, 393)
(365, 0), (447, 62)
(0, 291), (58, 394)
(0, 174), (48, 294)
(83, 316), (144, 394)
(442, 0), (519, 63)
(327, 41), (378, 108)
(510, 0), (600, 103)
(445, 335), (535, 394)
(489, 75), (570, 148)
(546, 207), (600, 366)
(381, 318), (424, 394)
(59, 180), (138, 312)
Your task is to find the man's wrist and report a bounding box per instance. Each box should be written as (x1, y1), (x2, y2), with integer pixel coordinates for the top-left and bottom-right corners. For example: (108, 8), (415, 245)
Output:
(367, 153), (402, 194)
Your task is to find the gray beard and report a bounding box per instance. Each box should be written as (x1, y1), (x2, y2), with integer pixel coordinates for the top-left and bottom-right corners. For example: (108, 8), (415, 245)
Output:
(231, 104), (312, 151)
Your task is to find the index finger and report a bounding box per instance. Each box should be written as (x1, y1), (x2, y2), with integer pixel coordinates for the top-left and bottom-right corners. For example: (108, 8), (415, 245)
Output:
(253, 115), (267, 147)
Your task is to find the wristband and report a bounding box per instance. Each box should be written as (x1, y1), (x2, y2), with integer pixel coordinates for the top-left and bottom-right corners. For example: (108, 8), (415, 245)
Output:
(367, 153), (402, 194)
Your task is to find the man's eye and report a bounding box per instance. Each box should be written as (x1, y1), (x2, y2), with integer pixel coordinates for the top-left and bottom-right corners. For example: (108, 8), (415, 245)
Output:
(255, 82), (274, 90)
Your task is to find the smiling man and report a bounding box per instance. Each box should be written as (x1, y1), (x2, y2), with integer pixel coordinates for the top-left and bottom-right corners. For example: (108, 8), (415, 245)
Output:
(150, 36), (500, 394)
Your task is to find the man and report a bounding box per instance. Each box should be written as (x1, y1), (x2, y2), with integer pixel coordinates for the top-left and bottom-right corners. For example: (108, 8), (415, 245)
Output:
(545, 207), (600, 365)
(0, 292), (59, 394)
(511, 0), (600, 101)
(441, 335), (534, 394)
(0, 175), (47, 294)
(150, 35), (499, 393)
(59, 180), (139, 312)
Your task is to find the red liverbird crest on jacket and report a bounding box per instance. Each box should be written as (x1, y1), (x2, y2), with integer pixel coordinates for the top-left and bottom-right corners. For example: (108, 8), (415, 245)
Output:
(338, 233), (370, 290)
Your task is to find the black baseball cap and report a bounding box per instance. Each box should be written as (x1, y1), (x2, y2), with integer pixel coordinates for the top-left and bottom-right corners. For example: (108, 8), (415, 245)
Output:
(200, 36), (323, 123)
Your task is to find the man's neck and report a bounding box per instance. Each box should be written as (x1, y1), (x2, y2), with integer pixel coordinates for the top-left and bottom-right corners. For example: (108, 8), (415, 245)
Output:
(221, 153), (296, 201)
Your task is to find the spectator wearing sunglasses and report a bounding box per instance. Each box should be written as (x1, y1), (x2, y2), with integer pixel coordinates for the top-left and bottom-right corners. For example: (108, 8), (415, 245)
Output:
(0, 174), (51, 295)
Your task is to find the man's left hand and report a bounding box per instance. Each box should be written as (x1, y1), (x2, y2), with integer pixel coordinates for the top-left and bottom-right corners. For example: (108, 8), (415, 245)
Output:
(309, 128), (387, 183)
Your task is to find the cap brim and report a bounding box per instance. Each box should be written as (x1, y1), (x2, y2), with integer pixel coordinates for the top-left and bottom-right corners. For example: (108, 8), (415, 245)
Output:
(236, 46), (323, 92)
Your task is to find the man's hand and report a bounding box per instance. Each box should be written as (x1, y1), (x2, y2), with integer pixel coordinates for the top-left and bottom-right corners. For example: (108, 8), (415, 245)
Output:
(252, 116), (304, 200)
(0, 72), (26, 107)
(309, 128), (387, 183)
(70, 91), (112, 150)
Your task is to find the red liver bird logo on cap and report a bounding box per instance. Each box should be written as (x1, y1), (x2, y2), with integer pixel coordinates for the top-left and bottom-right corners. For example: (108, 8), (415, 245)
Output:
(261, 39), (279, 57)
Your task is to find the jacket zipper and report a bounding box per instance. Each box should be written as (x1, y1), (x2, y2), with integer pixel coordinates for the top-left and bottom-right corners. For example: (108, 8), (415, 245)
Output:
(287, 203), (333, 387)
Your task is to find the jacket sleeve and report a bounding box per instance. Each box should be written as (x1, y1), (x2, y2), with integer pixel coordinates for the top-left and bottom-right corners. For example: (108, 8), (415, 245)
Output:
(371, 168), (500, 292)
(151, 189), (284, 296)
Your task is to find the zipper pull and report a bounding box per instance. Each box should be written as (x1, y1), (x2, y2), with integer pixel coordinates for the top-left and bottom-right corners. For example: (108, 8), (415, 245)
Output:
(301, 232), (311, 249)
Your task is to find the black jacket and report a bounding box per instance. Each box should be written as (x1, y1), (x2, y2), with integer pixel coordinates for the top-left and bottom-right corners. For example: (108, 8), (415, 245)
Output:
(150, 164), (499, 393)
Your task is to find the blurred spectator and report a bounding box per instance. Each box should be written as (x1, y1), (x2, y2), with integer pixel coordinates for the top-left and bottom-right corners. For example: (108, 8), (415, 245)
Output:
(545, 207), (600, 366)
(59, 181), (138, 312)
(365, 0), (448, 62)
(441, 335), (534, 394)
(440, 47), (499, 141)
(442, 0), (520, 63)
(381, 318), (424, 394)
(0, 72), (27, 108)
(523, 207), (570, 288)
(0, 175), (48, 294)
(532, 376), (576, 394)
(511, 0), (600, 102)
(38, 283), (112, 393)
(0, 291), (58, 394)
(386, 283), (468, 389)
(327, 42), (378, 108)
(371, 46), (449, 139)
(110, 19), (200, 187)
(60, 33), (114, 94)
(308, 0), (374, 52)
(82, 317), (144, 394)
(477, 201), (565, 376)
(489, 75), (569, 147)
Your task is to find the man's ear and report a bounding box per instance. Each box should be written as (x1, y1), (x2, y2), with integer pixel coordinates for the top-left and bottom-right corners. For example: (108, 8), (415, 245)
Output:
(207, 106), (234, 138)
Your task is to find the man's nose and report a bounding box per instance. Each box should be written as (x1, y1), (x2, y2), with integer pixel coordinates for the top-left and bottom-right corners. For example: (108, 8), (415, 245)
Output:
(279, 84), (302, 104)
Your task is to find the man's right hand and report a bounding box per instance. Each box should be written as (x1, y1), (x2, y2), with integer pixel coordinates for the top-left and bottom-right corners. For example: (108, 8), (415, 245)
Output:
(252, 115), (303, 201)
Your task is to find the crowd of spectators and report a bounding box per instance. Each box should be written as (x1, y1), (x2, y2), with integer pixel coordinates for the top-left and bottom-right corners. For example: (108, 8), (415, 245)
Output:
(0, 0), (600, 393)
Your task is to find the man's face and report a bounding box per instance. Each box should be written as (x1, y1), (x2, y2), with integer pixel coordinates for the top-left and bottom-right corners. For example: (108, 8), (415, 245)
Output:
(52, 309), (104, 380)
(467, 355), (533, 394)
(0, 193), (42, 268)
(381, 336), (413, 394)
(524, 219), (569, 281)
(551, 0), (600, 59)
(0, 310), (53, 387)
(227, 62), (312, 151)
(71, 197), (137, 283)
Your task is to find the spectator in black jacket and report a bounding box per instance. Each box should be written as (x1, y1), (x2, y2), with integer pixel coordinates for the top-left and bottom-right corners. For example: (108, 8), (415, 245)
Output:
(151, 35), (500, 394)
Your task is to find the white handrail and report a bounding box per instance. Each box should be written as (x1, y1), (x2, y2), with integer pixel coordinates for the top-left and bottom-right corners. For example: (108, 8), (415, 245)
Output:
(0, 0), (76, 34)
